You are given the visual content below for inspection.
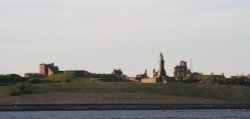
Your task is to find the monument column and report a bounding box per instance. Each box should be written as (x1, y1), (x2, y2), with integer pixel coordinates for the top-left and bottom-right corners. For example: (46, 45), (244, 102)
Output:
(156, 53), (167, 83)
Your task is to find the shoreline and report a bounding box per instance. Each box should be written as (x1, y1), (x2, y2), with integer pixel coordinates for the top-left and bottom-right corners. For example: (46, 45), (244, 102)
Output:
(0, 103), (250, 111)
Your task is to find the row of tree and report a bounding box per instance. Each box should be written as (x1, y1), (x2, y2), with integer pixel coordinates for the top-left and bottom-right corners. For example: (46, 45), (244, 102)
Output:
(0, 74), (28, 85)
(182, 74), (250, 85)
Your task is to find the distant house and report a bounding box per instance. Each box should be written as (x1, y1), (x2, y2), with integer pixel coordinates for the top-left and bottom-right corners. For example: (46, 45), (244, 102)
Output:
(212, 74), (226, 83)
(201, 73), (226, 84)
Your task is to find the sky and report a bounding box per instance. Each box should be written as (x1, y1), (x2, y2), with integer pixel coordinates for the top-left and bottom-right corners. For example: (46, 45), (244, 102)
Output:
(0, 0), (250, 77)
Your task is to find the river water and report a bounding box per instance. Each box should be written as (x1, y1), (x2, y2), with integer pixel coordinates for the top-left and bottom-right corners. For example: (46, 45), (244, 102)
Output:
(0, 110), (250, 119)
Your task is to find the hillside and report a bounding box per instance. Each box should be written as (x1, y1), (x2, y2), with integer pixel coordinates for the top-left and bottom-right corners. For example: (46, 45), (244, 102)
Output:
(42, 74), (131, 83)
(0, 82), (250, 104)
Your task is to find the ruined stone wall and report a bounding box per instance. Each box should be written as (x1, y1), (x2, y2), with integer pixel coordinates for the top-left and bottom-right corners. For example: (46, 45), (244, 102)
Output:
(39, 63), (59, 76)
(140, 78), (157, 83)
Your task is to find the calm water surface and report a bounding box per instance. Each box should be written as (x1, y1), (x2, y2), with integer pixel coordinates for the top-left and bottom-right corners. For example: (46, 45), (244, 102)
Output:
(0, 110), (250, 119)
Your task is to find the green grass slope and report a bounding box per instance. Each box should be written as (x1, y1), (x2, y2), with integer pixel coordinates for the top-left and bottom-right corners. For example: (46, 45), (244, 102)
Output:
(0, 82), (250, 104)
(43, 74), (130, 83)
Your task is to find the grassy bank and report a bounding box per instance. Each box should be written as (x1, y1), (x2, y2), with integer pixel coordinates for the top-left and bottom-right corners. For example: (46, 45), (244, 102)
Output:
(0, 82), (250, 104)
(40, 74), (131, 83)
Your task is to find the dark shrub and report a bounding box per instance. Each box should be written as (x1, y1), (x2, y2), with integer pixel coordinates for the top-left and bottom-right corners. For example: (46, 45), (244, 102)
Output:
(65, 79), (72, 82)
(28, 78), (43, 84)
(11, 83), (32, 96)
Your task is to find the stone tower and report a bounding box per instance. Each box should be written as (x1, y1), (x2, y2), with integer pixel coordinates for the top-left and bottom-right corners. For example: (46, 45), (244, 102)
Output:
(156, 53), (167, 83)
(39, 63), (59, 77)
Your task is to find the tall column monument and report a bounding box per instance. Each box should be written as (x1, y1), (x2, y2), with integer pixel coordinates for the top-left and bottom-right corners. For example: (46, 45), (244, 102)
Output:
(156, 53), (167, 83)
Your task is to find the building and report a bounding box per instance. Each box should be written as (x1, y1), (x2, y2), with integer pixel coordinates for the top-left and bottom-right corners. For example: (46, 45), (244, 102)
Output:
(153, 53), (167, 83)
(211, 73), (226, 81)
(174, 61), (191, 81)
(212, 73), (226, 83)
(40, 63), (59, 76)
(26, 62), (127, 79)
(136, 70), (148, 81)
(25, 63), (60, 78)
(140, 53), (168, 83)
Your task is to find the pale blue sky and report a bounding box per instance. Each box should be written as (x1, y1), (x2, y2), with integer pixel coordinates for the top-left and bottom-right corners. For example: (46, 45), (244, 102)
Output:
(0, 0), (249, 77)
